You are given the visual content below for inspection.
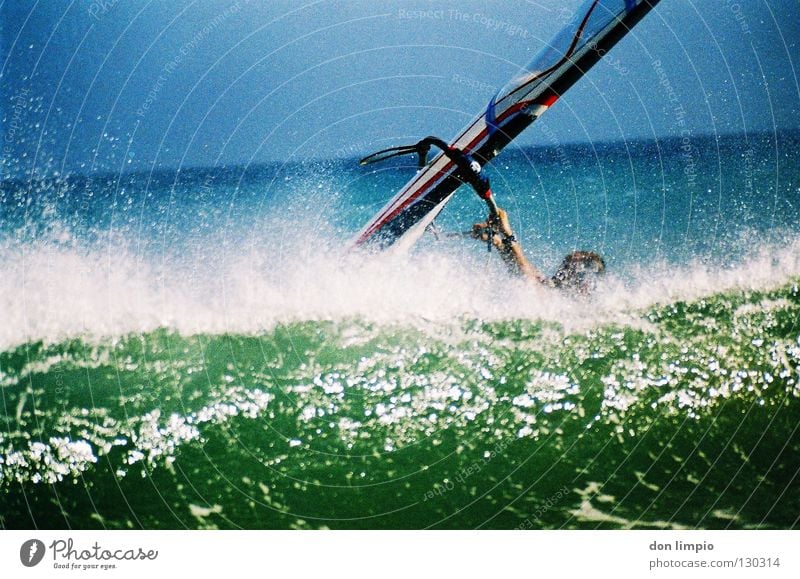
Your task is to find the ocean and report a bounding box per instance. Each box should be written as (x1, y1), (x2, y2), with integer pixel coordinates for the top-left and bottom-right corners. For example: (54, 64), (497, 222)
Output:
(1, 131), (799, 529)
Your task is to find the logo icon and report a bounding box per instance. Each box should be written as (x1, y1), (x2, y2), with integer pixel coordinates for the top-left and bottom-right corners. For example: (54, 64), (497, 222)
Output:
(20, 539), (46, 567)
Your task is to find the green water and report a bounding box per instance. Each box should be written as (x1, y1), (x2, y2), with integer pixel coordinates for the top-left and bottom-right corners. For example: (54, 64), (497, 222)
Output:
(2, 280), (798, 529)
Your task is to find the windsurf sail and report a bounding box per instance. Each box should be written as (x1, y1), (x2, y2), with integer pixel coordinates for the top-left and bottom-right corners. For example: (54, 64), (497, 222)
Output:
(351, 0), (660, 251)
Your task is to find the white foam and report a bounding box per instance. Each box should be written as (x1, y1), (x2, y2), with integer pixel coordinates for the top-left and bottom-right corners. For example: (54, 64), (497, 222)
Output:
(1, 226), (799, 351)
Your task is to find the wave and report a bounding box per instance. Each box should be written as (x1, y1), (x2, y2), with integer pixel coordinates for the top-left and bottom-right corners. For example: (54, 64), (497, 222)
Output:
(2, 221), (800, 350)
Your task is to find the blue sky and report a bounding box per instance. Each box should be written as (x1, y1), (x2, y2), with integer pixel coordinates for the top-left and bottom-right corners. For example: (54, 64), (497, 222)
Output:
(2, 0), (798, 177)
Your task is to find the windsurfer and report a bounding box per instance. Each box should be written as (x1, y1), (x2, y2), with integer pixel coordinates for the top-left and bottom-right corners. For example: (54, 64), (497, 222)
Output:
(471, 202), (605, 294)
(358, 138), (606, 293)
(421, 141), (607, 294)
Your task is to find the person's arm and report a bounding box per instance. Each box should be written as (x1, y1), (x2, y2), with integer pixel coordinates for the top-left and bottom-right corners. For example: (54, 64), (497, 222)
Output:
(472, 209), (550, 285)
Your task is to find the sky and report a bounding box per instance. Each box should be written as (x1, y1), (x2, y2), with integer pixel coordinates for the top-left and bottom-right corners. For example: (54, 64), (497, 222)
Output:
(1, 0), (799, 178)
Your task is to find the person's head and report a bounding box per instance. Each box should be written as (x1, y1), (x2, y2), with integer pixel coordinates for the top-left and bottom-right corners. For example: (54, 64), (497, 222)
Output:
(551, 251), (605, 294)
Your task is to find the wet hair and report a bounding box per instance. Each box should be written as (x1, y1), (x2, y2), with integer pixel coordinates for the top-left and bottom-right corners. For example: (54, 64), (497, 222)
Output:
(551, 251), (606, 294)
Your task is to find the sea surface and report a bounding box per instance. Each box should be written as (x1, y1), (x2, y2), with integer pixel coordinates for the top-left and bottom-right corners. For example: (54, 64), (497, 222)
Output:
(1, 131), (799, 529)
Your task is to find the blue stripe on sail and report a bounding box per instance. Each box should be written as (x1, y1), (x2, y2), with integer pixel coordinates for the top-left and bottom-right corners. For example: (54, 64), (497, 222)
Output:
(624, 0), (636, 11)
(485, 92), (500, 137)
